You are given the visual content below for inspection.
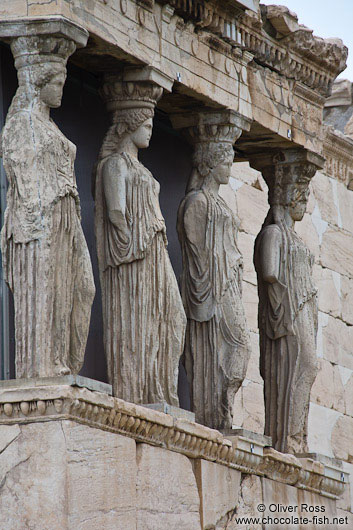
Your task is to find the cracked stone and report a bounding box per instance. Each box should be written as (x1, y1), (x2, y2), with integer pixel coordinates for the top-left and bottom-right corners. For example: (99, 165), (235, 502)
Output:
(228, 474), (263, 530)
(136, 444), (200, 530)
(0, 420), (137, 529)
(64, 420), (137, 530)
(0, 424), (20, 455)
(193, 458), (241, 529)
(0, 422), (67, 530)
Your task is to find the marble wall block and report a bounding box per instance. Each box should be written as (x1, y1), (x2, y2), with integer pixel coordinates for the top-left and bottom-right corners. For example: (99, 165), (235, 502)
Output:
(136, 444), (201, 530)
(193, 459), (241, 528)
(0, 421), (137, 530)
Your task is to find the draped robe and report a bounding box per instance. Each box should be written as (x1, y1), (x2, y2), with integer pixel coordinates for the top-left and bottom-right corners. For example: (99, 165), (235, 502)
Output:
(254, 223), (318, 453)
(178, 188), (251, 429)
(95, 152), (186, 404)
(1, 110), (95, 377)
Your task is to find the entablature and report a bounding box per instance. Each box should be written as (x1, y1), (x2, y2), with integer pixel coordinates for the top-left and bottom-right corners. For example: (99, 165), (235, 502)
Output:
(157, 1), (347, 98)
(0, 1), (347, 157)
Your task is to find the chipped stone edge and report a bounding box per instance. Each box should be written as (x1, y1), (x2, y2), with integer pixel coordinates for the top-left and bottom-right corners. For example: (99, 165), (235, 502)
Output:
(0, 384), (347, 500)
(262, 447), (347, 500)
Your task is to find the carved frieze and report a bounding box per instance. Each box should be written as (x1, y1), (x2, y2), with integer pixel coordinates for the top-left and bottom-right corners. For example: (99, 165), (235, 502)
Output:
(239, 24), (347, 96)
(158, 0), (248, 41)
(157, 0), (348, 97)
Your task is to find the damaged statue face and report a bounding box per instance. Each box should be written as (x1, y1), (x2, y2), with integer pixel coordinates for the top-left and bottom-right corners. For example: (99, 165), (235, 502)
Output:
(288, 182), (310, 221)
(40, 70), (67, 108)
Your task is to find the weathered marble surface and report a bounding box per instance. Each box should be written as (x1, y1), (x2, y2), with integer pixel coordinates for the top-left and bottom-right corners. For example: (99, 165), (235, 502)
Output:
(252, 150), (323, 454)
(0, 1), (347, 157)
(66, 422), (137, 529)
(0, 23), (95, 378)
(233, 474), (263, 529)
(262, 476), (340, 530)
(0, 383), (348, 529)
(0, 375), (112, 394)
(262, 478), (300, 530)
(0, 411), (345, 529)
(94, 72), (186, 404)
(193, 458), (241, 528)
(136, 444), (201, 530)
(0, 421), (137, 530)
(176, 111), (251, 430)
(0, 383), (346, 500)
(325, 79), (352, 108)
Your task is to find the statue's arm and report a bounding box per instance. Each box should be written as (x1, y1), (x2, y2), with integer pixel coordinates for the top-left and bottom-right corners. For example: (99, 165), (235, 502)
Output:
(102, 156), (130, 240)
(3, 114), (40, 206)
(259, 225), (293, 338)
(183, 194), (208, 250)
(182, 194), (215, 321)
(260, 225), (282, 284)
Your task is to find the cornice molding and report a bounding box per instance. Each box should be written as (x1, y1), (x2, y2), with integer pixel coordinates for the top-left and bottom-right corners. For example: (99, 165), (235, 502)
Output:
(155, 1), (347, 97)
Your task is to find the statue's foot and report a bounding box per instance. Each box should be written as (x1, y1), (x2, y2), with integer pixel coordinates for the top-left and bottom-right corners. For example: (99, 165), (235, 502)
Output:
(55, 365), (71, 376)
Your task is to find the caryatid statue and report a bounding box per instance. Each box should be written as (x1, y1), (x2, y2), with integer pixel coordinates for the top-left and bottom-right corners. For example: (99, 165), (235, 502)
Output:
(252, 149), (323, 454)
(94, 72), (186, 404)
(0, 22), (95, 378)
(176, 111), (252, 429)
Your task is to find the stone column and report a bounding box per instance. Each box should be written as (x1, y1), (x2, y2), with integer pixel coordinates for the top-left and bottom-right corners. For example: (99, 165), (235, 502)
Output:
(173, 109), (252, 429)
(94, 67), (187, 405)
(0, 18), (95, 378)
(250, 148), (325, 454)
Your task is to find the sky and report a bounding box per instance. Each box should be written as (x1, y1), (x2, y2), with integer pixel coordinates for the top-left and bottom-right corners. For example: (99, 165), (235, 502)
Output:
(260, 0), (353, 80)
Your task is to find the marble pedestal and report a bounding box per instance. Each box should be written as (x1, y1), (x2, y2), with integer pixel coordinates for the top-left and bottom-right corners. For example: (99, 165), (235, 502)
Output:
(0, 381), (349, 529)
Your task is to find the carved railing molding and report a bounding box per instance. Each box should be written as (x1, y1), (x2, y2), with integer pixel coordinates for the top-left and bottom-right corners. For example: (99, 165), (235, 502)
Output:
(0, 383), (348, 500)
(158, 1), (256, 35)
(263, 448), (348, 499)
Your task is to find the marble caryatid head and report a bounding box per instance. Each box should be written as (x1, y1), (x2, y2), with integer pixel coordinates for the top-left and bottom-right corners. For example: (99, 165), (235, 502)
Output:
(193, 141), (234, 182)
(98, 76), (163, 158)
(261, 151), (316, 223)
(9, 36), (75, 112)
(186, 123), (240, 192)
